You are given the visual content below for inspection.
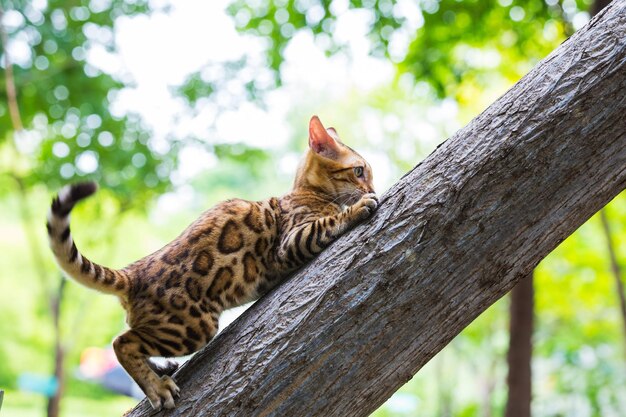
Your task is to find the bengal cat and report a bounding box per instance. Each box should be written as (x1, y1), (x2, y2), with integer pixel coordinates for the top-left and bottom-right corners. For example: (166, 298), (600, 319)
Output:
(46, 116), (377, 410)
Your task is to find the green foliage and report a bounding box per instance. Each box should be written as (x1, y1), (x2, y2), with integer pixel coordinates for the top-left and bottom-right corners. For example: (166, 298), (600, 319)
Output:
(400, 0), (582, 99)
(174, 58), (269, 107)
(1, 0), (625, 416)
(0, 1), (179, 414)
(0, 0), (174, 206)
(176, 73), (216, 106)
(226, 0), (404, 83)
(223, 0), (591, 102)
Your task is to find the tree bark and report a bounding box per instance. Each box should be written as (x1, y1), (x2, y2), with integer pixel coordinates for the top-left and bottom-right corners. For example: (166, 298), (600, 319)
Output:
(128, 3), (626, 416)
(504, 274), (534, 417)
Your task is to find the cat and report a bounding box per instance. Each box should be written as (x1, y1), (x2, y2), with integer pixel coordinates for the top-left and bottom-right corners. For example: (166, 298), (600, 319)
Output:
(46, 115), (377, 410)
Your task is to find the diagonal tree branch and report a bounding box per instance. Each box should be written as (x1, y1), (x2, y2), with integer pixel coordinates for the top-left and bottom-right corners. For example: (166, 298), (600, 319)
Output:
(129, 2), (626, 415)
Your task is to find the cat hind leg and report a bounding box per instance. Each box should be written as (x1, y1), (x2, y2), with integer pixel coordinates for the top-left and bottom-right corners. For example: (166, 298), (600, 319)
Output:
(113, 330), (180, 410)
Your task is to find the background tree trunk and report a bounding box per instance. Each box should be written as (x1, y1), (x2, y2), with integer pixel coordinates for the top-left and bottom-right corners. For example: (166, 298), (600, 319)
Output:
(46, 277), (66, 417)
(592, 0), (613, 16)
(504, 274), (534, 417)
(599, 211), (626, 352)
(128, 3), (626, 416)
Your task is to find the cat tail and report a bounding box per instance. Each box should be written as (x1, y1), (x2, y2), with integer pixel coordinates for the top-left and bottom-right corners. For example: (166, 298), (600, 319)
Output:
(46, 182), (130, 296)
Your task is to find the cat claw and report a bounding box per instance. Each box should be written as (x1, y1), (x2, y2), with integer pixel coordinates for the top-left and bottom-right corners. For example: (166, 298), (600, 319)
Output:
(147, 375), (180, 410)
(356, 193), (379, 219)
(363, 192), (378, 205)
(168, 378), (181, 398)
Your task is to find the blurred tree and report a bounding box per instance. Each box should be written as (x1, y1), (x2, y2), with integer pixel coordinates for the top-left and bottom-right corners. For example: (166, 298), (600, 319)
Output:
(600, 210), (626, 356)
(0, 1), (177, 416)
(216, 0), (590, 102)
(505, 273), (534, 417)
(0, 0), (176, 201)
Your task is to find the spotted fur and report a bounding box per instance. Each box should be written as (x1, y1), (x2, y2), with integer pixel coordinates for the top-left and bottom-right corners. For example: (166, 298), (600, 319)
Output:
(46, 116), (377, 410)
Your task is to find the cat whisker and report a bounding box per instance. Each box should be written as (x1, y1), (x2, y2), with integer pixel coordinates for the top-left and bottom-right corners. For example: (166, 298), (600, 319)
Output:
(327, 190), (359, 207)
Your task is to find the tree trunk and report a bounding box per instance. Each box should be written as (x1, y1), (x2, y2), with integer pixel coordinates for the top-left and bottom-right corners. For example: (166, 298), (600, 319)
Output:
(592, 0), (613, 16)
(504, 274), (534, 417)
(46, 277), (67, 417)
(128, 3), (626, 416)
(599, 211), (626, 352)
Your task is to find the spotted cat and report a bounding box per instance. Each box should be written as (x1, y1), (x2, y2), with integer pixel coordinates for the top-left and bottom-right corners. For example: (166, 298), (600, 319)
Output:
(46, 116), (377, 410)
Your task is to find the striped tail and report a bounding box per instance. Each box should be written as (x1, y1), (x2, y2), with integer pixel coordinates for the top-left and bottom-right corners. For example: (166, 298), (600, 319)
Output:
(47, 182), (129, 296)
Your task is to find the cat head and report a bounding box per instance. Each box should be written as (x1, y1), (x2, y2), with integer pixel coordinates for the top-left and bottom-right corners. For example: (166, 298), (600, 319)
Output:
(294, 116), (374, 206)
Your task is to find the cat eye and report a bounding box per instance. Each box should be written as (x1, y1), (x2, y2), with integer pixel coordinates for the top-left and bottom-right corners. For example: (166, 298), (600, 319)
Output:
(354, 166), (364, 178)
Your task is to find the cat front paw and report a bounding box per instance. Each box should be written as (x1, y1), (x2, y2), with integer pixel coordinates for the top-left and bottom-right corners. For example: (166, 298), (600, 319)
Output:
(146, 375), (180, 410)
(353, 193), (379, 221)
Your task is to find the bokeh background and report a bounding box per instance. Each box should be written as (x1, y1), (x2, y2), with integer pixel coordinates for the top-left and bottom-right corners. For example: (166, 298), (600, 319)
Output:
(1, 0), (625, 416)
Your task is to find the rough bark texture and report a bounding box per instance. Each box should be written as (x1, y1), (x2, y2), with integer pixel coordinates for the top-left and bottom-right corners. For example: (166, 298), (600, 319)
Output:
(128, 3), (626, 416)
(504, 274), (534, 417)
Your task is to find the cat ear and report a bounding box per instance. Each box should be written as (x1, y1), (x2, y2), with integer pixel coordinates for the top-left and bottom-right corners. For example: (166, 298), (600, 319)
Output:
(309, 116), (341, 160)
(326, 127), (340, 141)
